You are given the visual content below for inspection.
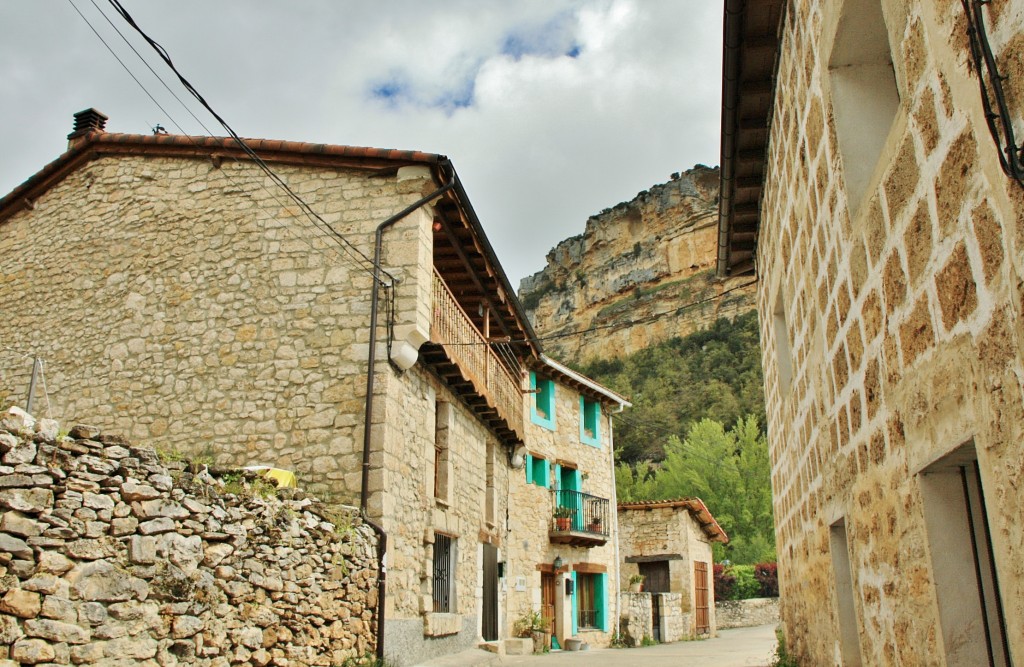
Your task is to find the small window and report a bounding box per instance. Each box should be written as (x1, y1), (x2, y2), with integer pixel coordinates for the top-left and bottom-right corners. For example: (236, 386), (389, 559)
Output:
(526, 454), (550, 488)
(773, 293), (794, 394)
(580, 397), (601, 446)
(433, 402), (452, 503)
(829, 0), (900, 211)
(830, 519), (863, 666)
(432, 533), (456, 613)
(530, 372), (556, 430)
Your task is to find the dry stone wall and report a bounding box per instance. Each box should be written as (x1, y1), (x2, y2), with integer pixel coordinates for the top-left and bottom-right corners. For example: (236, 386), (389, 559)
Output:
(0, 408), (379, 667)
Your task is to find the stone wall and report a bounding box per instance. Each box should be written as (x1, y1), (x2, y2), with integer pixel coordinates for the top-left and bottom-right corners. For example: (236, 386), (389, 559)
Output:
(619, 592), (653, 646)
(715, 598), (780, 630)
(518, 166), (756, 363)
(617, 505), (715, 638)
(758, 0), (1024, 664)
(0, 408), (379, 666)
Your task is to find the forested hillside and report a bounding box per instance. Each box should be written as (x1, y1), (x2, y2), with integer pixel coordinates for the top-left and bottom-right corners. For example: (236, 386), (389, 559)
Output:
(579, 310), (765, 463)
(578, 310), (774, 563)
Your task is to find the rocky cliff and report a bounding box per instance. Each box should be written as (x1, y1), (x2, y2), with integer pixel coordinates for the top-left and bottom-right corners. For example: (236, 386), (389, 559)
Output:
(519, 166), (756, 363)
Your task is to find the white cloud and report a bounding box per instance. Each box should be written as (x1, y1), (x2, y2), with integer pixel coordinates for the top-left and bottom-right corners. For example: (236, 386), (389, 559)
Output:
(0, 0), (722, 286)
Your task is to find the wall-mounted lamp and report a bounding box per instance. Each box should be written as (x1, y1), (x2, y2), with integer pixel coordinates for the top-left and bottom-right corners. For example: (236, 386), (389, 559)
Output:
(509, 443), (527, 469)
(553, 555), (563, 571)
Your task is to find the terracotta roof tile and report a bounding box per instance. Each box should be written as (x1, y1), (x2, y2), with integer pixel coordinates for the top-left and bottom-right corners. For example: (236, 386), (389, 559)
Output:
(618, 497), (729, 543)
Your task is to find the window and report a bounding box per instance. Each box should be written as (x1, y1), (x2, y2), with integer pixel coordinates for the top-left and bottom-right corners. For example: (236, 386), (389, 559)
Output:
(573, 572), (608, 632)
(579, 397), (601, 446)
(433, 402), (452, 503)
(638, 561), (670, 593)
(920, 442), (1010, 667)
(829, 0), (900, 211)
(525, 453), (549, 488)
(485, 441), (496, 525)
(773, 293), (794, 394)
(830, 519), (863, 667)
(530, 371), (556, 430)
(432, 533), (456, 613)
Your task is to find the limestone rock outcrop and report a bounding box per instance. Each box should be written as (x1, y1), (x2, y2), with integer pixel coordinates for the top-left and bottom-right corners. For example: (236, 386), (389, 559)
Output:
(0, 408), (379, 666)
(518, 166), (756, 362)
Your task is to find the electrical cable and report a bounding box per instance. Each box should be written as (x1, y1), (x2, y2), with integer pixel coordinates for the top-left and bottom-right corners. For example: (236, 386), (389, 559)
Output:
(437, 278), (758, 347)
(961, 0), (1024, 187)
(104, 0), (396, 283)
(66, 0), (385, 283)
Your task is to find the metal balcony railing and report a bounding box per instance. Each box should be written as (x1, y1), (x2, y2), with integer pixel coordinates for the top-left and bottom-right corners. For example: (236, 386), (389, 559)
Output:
(549, 490), (610, 538)
(430, 269), (524, 439)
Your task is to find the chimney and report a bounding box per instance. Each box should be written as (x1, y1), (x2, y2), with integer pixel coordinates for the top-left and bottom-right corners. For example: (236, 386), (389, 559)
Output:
(67, 108), (108, 149)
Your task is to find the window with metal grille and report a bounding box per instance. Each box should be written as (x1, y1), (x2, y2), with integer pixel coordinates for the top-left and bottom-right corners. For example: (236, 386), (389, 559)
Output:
(432, 533), (455, 613)
(574, 572), (606, 631)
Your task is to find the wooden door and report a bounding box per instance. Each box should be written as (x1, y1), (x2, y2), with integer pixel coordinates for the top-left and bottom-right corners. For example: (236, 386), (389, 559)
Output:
(541, 572), (557, 645)
(694, 561), (710, 634)
(482, 544), (498, 640)
(639, 560), (670, 593)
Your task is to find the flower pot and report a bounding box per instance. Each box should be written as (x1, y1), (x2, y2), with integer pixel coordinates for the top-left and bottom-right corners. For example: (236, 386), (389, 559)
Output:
(587, 522), (601, 533)
(565, 638), (583, 651)
(555, 517), (571, 531)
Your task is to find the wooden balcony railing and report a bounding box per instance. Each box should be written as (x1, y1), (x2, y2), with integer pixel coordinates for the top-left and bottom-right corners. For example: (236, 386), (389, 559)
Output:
(430, 269), (524, 441)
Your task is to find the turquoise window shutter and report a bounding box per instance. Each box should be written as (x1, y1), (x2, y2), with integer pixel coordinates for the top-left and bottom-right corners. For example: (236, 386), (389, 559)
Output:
(571, 572), (578, 636)
(540, 458), (550, 488)
(525, 454), (533, 484)
(572, 469), (583, 530)
(596, 573), (608, 631)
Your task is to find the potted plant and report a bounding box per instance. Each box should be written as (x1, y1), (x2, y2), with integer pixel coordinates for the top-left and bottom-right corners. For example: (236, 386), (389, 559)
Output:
(553, 506), (573, 531)
(629, 573), (645, 593)
(587, 515), (602, 533)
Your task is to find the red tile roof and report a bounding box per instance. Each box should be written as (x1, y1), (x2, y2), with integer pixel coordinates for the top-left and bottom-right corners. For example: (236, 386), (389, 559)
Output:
(618, 497), (729, 543)
(0, 131), (444, 223)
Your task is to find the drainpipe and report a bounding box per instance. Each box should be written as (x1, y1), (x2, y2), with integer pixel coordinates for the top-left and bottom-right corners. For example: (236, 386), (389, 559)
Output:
(608, 405), (624, 641)
(360, 166), (456, 660)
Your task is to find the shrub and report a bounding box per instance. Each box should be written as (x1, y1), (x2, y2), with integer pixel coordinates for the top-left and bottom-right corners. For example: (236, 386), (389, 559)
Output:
(713, 563), (735, 602)
(754, 562), (779, 597)
(731, 564), (760, 600)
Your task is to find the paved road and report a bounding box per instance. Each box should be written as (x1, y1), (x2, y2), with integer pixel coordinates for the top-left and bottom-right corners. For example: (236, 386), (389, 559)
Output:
(500, 624), (779, 667)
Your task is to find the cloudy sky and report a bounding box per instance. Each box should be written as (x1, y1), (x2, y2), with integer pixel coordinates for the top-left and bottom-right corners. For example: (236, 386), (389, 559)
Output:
(0, 1), (722, 287)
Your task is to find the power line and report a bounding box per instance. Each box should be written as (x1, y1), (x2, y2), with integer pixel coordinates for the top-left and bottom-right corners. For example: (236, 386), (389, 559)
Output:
(103, 0), (394, 284)
(436, 278), (758, 347)
(65, 0), (392, 287)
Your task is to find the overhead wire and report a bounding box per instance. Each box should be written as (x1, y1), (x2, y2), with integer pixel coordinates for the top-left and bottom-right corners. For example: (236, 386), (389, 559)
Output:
(103, 0), (395, 284)
(65, 0), (396, 290)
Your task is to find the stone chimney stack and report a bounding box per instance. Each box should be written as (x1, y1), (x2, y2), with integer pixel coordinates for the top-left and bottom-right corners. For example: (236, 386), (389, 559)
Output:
(67, 108), (108, 149)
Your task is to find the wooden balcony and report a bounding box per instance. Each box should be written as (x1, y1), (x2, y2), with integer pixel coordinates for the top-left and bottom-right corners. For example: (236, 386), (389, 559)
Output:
(420, 269), (525, 445)
(549, 490), (610, 547)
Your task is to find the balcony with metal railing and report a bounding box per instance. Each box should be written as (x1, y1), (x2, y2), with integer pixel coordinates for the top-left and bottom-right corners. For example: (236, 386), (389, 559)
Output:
(421, 268), (525, 446)
(549, 489), (610, 547)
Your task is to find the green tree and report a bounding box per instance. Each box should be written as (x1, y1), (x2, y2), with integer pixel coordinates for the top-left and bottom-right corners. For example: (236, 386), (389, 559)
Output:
(621, 416), (775, 564)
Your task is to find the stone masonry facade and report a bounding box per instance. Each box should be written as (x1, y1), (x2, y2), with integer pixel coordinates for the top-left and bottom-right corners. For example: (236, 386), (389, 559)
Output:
(757, 0), (1024, 664)
(0, 153), (436, 506)
(503, 371), (620, 649)
(0, 408), (380, 667)
(617, 504), (716, 641)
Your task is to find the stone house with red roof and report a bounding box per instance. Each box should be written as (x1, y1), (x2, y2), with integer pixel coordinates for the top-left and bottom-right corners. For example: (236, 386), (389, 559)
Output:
(617, 498), (727, 643)
(0, 110), (628, 664)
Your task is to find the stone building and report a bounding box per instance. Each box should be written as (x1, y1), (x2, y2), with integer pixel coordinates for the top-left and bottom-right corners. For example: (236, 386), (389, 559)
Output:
(617, 498), (727, 643)
(718, 1), (1024, 665)
(0, 111), (627, 663)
